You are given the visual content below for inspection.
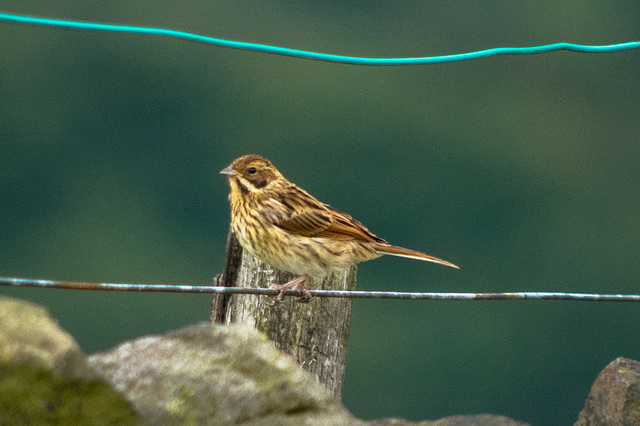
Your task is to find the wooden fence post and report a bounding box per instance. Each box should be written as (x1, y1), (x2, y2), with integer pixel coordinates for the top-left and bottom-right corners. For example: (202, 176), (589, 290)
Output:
(211, 228), (357, 397)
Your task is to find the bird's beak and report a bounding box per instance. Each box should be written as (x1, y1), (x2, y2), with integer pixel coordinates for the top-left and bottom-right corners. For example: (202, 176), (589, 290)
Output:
(220, 166), (237, 176)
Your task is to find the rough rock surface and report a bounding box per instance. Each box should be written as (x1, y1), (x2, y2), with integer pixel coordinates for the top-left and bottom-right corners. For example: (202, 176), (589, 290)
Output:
(87, 321), (360, 425)
(369, 414), (529, 425)
(0, 295), (143, 425)
(1, 295), (529, 425)
(575, 357), (640, 425)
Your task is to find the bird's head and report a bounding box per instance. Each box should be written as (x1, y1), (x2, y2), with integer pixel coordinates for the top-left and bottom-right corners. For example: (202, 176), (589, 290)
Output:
(220, 154), (283, 194)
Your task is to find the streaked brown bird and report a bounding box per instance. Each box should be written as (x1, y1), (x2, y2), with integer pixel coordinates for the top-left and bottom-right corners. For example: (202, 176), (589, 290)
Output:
(221, 154), (458, 303)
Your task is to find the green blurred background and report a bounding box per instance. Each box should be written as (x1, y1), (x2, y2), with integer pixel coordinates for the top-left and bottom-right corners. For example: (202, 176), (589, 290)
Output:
(1, 2), (639, 424)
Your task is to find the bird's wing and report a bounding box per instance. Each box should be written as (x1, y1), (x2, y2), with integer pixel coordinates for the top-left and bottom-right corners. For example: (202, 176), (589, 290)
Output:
(275, 201), (385, 243)
(319, 205), (386, 242)
(275, 209), (332, 237)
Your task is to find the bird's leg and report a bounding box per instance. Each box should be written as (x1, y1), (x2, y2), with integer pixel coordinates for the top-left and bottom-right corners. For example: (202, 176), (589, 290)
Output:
(269, 274), (313, 304)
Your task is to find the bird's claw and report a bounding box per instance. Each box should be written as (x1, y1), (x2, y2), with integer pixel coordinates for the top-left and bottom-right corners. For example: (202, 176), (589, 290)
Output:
(268, 276), (313, 304)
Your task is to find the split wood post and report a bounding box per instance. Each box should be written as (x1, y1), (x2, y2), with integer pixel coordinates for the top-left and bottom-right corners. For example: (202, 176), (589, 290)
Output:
(211, 228), (357, 397)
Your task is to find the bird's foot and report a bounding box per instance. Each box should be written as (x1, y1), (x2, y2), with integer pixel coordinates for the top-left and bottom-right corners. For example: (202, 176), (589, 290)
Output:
(269, 275), (313, 304)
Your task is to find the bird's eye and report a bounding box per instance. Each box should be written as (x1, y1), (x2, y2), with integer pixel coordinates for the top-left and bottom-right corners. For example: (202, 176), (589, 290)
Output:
(248, 167), (257, 174)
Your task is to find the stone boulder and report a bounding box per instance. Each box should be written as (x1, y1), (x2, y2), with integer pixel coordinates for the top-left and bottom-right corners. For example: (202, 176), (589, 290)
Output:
(0, 295), (143, 425)
(87, 322), (359, 425)
(0, 295), (529, 425)
(575, 357), (640, 425)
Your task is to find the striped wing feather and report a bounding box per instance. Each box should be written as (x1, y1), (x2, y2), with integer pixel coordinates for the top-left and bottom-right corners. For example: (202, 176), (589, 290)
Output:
(273, 195), (459, 269)
(276, 203), (384, 243)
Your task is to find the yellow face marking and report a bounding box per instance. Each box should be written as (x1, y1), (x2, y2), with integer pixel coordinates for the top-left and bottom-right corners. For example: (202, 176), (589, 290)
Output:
(236, 174), (262, 193)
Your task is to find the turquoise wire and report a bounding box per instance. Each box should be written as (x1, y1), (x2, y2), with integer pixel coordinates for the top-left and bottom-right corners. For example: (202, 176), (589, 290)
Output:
(1, 11), (638, 65)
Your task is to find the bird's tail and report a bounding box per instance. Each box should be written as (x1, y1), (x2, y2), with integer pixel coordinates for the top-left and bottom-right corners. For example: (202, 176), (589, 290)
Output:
(373, 243), (459, 269)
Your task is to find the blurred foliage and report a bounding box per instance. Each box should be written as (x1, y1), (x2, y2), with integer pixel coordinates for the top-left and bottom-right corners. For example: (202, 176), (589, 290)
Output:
(1, 2), (639, 424)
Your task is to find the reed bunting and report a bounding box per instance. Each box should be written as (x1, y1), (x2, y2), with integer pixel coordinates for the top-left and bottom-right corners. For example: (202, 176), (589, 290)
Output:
(221, 154), (458, 303)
